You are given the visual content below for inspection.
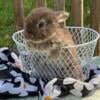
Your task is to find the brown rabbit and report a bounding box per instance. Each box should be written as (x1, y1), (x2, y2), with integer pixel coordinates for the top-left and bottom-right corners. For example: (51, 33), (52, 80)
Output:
(24, 7), (83, 81)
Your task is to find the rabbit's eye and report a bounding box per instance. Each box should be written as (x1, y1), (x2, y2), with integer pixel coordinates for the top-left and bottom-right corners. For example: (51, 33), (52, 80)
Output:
(38, 22), (45, 28)
(38, 19), (46, 29)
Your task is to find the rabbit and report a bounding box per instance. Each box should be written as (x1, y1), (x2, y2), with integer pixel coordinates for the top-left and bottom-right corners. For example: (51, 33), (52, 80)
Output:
(24, 7), (83, 81)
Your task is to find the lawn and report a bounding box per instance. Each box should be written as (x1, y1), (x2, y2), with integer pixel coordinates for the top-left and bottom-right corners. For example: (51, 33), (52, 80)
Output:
(0, 0), (90, 48)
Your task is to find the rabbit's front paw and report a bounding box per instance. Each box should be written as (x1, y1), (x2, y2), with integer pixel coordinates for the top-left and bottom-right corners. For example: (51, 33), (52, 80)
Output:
(49, 45), (61, 59)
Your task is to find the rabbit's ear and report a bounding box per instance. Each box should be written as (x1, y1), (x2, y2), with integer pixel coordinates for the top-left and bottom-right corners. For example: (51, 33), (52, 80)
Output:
(55, 11), (69, 23)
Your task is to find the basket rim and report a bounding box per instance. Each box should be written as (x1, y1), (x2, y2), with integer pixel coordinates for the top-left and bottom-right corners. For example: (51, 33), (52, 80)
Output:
(12, 26), (100, 48)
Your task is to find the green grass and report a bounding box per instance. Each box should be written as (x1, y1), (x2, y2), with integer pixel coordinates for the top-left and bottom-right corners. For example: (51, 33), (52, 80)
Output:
(0, 0), (15, 47)
(0, 0), (90, 48)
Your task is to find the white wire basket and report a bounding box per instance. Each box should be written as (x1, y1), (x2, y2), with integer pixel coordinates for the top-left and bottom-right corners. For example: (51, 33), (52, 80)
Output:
(12, 27), (100, 81)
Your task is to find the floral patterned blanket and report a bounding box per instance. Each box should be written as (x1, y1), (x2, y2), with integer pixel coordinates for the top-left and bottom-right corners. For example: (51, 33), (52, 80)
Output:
(0, 47), (100, 100)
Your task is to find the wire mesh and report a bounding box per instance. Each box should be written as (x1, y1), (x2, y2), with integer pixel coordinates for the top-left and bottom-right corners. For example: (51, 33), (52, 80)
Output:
(12, 27), (100, 81)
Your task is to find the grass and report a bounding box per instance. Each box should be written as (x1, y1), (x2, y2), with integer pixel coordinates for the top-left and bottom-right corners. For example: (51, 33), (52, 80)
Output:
(0, 0), (15, 47)
(0, 0), (90, 48)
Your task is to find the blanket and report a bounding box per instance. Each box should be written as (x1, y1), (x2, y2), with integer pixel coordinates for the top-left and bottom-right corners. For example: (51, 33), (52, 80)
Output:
(0, 47), (100, 100)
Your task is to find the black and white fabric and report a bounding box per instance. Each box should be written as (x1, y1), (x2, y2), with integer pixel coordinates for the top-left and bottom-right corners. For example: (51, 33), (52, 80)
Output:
(0, 47), (100, 100)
